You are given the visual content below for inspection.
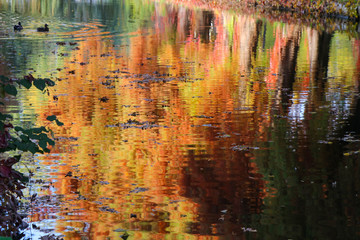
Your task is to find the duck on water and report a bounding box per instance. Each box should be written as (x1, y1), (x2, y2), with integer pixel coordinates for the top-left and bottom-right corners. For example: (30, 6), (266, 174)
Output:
(37, 24), (49, 32)
(14, 22), (23, 31)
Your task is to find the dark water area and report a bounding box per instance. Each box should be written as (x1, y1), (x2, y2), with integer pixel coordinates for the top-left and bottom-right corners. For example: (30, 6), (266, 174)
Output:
(0, 0), (360, 239)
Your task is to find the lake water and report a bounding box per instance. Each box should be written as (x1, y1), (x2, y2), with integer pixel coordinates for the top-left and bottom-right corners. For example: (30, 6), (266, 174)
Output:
(1, 0), (360, 239)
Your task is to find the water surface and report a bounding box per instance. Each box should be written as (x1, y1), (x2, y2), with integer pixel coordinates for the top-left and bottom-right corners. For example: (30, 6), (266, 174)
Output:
(1, 0), (360, 239)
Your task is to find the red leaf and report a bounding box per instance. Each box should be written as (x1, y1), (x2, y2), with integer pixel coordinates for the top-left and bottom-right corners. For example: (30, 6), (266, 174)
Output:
(11, 169), (23, 180)
(1, 157), (19, 167)
(24, 74), (35, 82)
(0, 165), (11, 177)
(15, 189), (24, 198)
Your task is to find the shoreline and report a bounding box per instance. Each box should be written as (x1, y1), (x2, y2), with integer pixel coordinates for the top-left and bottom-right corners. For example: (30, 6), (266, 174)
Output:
(165, 0), (360, 36)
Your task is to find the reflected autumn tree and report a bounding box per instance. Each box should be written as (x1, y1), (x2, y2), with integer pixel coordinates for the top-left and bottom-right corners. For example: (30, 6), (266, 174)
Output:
(176, 14), (267, 237)
(250, 27), (360, 239)
(307, 29), (333, 103)
(344, 39), (360, 135)
(12, 0), (360, 239)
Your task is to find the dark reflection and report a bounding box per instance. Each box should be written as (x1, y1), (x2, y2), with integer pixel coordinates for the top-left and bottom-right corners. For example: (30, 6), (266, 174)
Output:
(253, 116), (360, 239)
(251, 20), (263, 58)
(278, 27), (301, 106)
(344, 41), (360, 135)
(345, 94), (360, 134)
(198, 11), (216, 43)
(181, 136), (264, 236)
(315, 32), (332, 80)
(313, 31), (333, 100)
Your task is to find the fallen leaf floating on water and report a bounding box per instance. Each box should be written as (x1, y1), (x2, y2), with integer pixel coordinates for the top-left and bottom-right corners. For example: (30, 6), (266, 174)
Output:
(32, 224), (40, 230)
(99, 206), (118, 213)
(40, 234), (64, 240)
(129, 187), (149, 193)
(121, 232), (129, 240)
(129, 112), (139, 116)
(30, 193), (37, 202)
(231, 145), (260, 151)
(105, 119), (166, 130)
(101, 80), (112, 86)
(56, 42), (66, 46)
(216, 134), (231, 138)
(193, 115), (213, 119)
(77, 195), (87, 200)
(99, 96), (109, 102)
(114, 228), (127, 232)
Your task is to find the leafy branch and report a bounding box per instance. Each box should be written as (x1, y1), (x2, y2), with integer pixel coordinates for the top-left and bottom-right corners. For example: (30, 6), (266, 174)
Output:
(0, 74), (62, 238)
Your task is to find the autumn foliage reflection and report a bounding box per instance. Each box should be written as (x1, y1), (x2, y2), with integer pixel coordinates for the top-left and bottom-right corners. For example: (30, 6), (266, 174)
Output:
(29, 1), (360, 239)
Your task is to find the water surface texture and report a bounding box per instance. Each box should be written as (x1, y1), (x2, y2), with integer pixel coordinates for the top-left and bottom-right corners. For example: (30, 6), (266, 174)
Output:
(1, 0), (360, 239)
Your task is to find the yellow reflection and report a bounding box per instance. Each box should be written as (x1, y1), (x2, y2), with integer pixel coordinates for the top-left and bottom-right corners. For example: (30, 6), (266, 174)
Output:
(24, 2), (359, 240)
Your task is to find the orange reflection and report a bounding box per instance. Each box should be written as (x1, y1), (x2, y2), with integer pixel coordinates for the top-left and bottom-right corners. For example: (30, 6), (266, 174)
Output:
(29, 2), (360, 240)
(32, 12), (266, 239)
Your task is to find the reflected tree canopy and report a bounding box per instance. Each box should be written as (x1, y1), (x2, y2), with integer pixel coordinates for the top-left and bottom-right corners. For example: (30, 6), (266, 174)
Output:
(0, 0), (359, 239)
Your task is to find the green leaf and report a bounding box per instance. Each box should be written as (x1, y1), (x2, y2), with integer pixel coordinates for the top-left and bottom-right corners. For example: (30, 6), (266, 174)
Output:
(2, 114), (12, 120)
(33, 79), (46, 91)
(16, 142), (27, 151)
(38, 133), (49, 140)
(38, 126), (48, 132)
(20, 135), (29, 142)
(55, 119), (64, 126)
(0, 87), (4, 98)
(0, 236), (13, 240)
(48, 138), (55, 146)
(22, 129), (31, 135)
(32, 127), (46, 134)
(46, 115), (57, 121)
(14, 126), (25, 132)
(39, 140), (47, 149)
(27, 142), (39, 154)
(4, 84), (17, 96)
(19, 78), (32, 89)
(44, 78), (55, 86)
(29, 134), (40, 140)
(43, 148), (51, 153)
(0, 75), (9, 82)
(49, 129), (55, 139)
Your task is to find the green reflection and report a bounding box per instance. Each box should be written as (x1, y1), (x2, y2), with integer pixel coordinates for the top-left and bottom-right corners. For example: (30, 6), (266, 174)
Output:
(252, 105), (360, 239)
